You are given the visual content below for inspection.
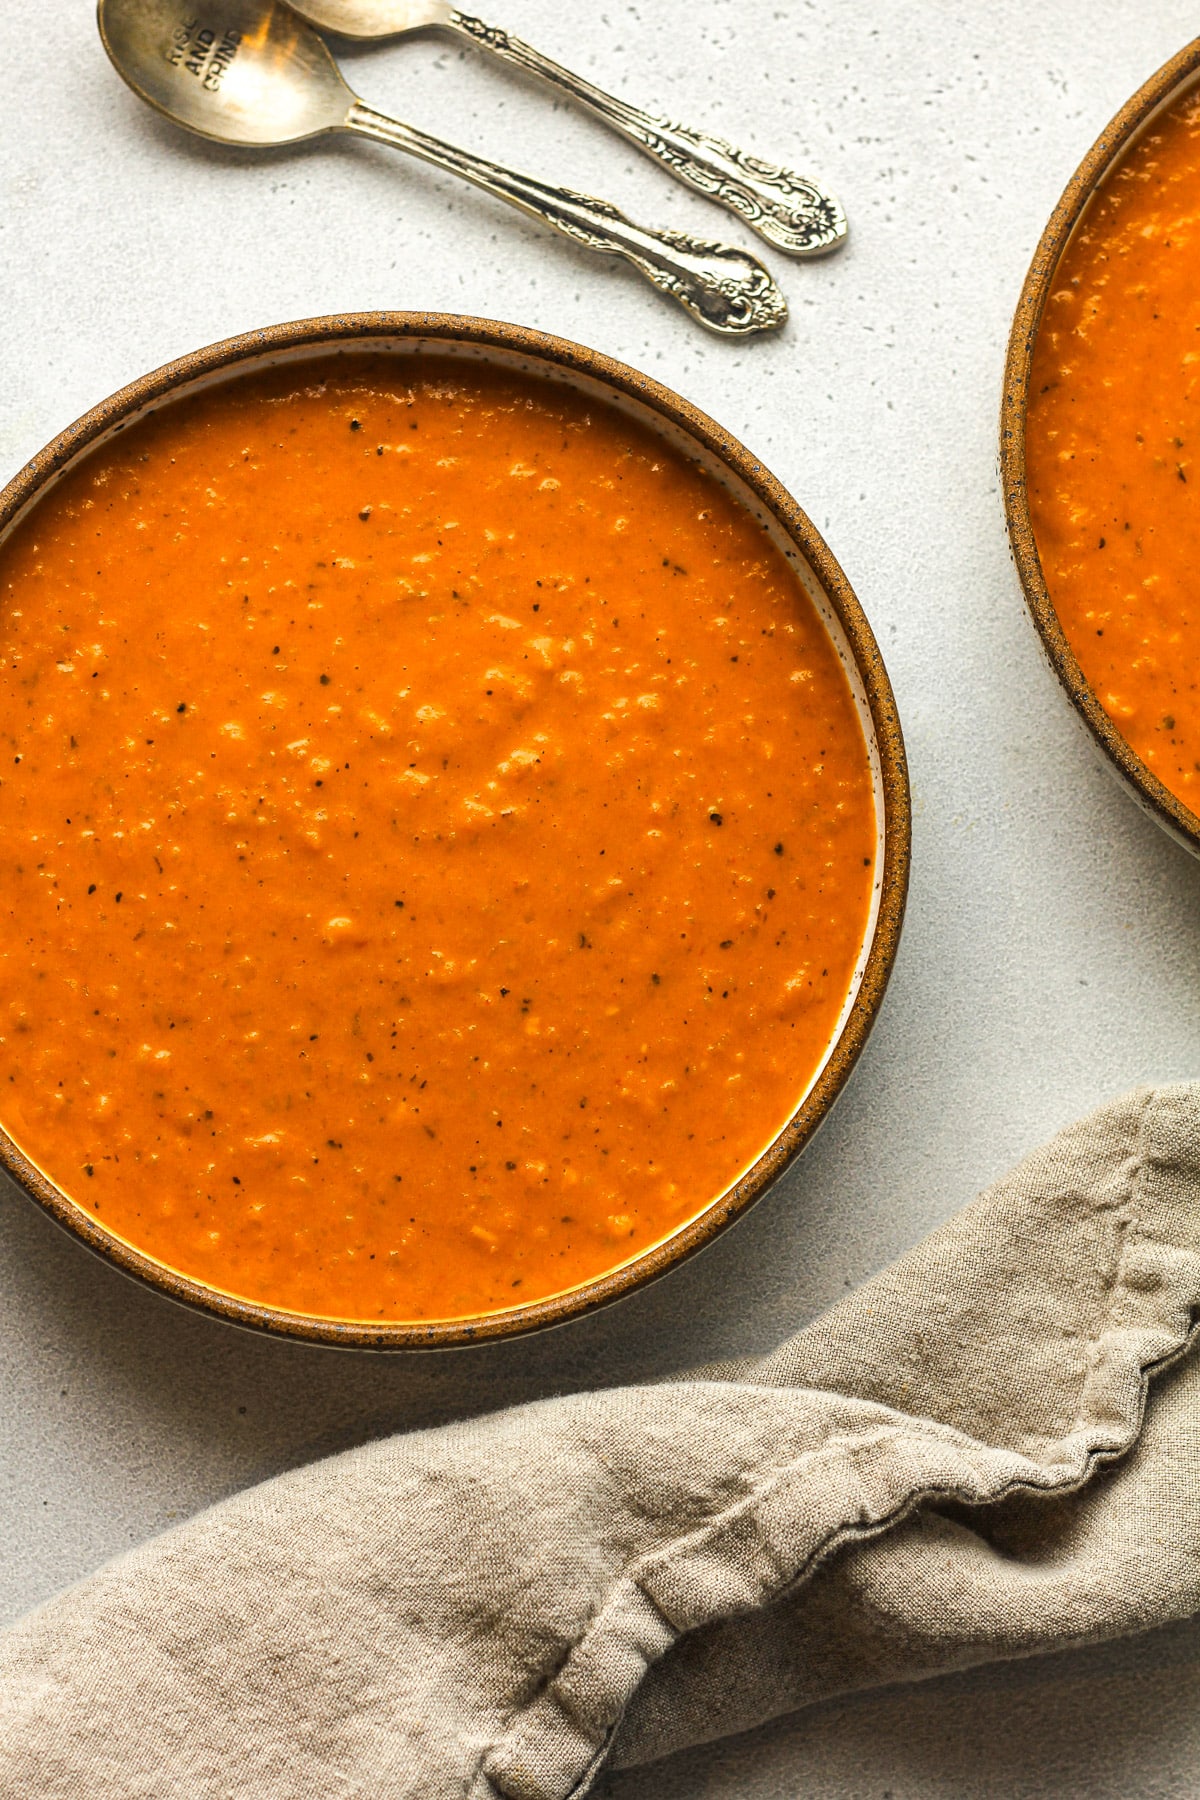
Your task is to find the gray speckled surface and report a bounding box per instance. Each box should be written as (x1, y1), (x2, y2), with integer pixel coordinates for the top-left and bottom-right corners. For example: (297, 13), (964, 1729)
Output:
(3, 2), (1200, 1792)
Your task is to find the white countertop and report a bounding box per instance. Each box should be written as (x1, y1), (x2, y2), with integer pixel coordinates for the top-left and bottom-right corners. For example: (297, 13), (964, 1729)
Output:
(4, 2), (1200, 1792)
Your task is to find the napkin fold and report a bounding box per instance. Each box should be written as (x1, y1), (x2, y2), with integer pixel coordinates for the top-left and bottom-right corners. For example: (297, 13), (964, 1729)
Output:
(3, 1083), (1200, 1799)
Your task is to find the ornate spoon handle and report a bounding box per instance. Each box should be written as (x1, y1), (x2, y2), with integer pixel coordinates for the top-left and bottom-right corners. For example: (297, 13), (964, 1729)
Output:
(448, 10), (845, 257)
(346, 102), (787, 335)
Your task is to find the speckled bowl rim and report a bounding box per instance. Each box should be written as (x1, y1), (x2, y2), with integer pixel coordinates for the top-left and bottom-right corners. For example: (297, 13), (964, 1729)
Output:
(0, 311), (910, 1350)
(1002, 37), (1200, 857)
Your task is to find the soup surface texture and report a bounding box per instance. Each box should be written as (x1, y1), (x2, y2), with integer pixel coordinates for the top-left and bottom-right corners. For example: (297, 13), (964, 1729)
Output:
(0, 355), (875, 1321)
(1027, 88), (1200, 811)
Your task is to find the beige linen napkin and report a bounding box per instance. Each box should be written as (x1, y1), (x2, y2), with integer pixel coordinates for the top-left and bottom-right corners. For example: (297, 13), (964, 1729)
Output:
(3, 1082), (1200, 1798)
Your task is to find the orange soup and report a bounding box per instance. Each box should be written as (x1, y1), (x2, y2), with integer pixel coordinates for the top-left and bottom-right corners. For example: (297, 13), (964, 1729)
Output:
(1027, 88), (1200, 811)
(0, 355), (875, 1321)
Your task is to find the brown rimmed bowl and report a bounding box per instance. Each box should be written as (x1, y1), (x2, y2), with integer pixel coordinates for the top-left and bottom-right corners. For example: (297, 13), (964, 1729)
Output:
(1003, 37), (1200, 857)
(0, 312), (910, 1349)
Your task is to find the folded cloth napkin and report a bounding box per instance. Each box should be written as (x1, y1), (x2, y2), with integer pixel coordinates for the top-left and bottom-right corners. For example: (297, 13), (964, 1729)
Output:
(3, 1083), (1200, 1799)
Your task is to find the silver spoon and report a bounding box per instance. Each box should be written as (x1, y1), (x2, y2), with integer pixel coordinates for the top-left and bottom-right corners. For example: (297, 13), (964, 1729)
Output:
(288, 1), (846, 258)
(97, 0), (788, 337)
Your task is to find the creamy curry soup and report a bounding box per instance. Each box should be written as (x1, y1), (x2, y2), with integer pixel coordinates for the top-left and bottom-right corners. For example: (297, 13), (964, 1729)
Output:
(1027, 88), (1200, 812)
(0, 356), (875, 1321)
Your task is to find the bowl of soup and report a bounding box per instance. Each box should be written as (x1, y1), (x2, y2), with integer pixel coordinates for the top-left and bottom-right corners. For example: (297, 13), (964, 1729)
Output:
(1005, 37), (1200, 854)
(0, 313), (908, 1346)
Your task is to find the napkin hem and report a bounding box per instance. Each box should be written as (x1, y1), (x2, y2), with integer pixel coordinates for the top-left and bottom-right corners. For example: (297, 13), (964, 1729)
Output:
(473, 1085), (1200, 1800)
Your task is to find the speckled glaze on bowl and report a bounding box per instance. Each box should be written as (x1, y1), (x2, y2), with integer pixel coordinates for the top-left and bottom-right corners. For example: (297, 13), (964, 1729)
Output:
(0, 313), (910, 1349)
(1003, 38), (1200, 858)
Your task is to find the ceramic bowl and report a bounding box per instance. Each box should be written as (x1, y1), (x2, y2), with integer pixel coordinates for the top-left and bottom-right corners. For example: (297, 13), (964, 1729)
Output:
(0, 313), (910, 1347)
(1002, 37), (1200, 856)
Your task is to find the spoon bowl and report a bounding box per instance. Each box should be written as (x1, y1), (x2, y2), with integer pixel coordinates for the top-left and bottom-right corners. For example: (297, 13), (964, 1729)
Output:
(289, 0), (449, 31)
(98, 0), (350, 145)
